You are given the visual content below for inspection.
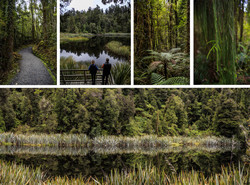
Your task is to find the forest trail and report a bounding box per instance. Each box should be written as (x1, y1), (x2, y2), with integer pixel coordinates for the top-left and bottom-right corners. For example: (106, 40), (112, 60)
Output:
(10, 47), (54, 85)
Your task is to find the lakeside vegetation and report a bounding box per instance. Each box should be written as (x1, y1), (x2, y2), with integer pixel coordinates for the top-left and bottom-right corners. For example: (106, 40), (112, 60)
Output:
(0, 145), (235, 156)
(0, 0), (57, 85)
(105, 41), (130, 58)
(0, 160), (248, 185)
(60, 33), (90, 44)
(0, 133), (238, 148)
(60, 57), (130, 85)
(111, 62), (131, 85)
(0, 88), (248, 144)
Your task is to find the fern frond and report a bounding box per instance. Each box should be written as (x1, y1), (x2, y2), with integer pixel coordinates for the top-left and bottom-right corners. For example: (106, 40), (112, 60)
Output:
(151, 73), (189, 85)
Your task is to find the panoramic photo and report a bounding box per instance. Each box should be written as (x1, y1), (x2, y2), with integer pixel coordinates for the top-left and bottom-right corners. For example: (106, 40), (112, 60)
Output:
(60, 0), (131, 85)
(194, 0), (250, 85)
(0, 0), (57, 85)
(0, 88), (249, 184)
(134, 0), (190, 85)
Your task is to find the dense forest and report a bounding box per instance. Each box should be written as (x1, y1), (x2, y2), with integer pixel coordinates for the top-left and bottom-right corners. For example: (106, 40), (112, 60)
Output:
(194, 0), (250, 85)
(0, 0), (57, 84)
(134, 0), (190, 85)
(0, 88), (248, 141)
(60, 3), (130, 34)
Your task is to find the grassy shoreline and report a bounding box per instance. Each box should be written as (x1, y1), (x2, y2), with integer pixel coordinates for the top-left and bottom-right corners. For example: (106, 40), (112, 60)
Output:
(105, 41), (130, 58)
(0, 160), (248, 185)
(60, 32), (130, 44)
(0, 133), (239, 148)
(0, 145), (237, 156)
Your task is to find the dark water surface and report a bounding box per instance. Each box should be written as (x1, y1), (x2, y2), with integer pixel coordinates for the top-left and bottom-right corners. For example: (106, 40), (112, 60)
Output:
(0, 145), (247, 179)
(60, 36), (130, 65)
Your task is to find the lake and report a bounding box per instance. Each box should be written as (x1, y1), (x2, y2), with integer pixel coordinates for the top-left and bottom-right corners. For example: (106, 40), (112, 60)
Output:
(0, 145), (247, 179)
(60, 36), (130, 66)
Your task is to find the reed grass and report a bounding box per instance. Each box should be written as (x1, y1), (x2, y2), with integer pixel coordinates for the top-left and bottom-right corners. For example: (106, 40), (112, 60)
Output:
(0, 145), (233, 157)
(0, 160), (46, 184)
(0, 133), (89, 147)
(60, 33), (90, 43)
(0, 133), (238, 148)
(60, 56), (89, 70)
(105, 41), (130, 58)
(92, 135), (237, 148)
(0, 160), (248, 185)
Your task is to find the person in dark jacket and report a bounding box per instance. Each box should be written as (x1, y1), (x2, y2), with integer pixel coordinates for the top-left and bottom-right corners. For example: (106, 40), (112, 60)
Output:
(88, 60), (98, 85)
(102, 58), (112, 85)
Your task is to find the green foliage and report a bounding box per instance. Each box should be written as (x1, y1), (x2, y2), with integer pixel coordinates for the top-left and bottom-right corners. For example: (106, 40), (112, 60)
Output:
(213, 97), (242, 137)
(60, 3), (130, 34)
(111, 62), (131, 85)
(0, 0), (57, 84)
(60, 33), (89, 44)
(0, 89), (248, 141)
(1, 160), (248, 185)
(195, 0), (250, 85)
(135, 0), (190, 85)
(151, 73), (189, 85)
(105, 41), (130, 58)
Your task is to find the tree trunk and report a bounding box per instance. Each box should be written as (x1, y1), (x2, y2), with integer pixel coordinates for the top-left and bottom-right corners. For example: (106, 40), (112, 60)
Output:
(239, 0), (245, 42)
(168, 0), (173, 50)
(175, 0), (178, 48)
(41, 0), (48, 42)
(186, 0), (190, 53)
(30, 0), (35, 41)
(5, 0), (15, 70)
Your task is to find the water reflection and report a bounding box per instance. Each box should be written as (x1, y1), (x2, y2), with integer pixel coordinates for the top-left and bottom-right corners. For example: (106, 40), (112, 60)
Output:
(60, 36), (130, 65)
(0, 145), (246, 179)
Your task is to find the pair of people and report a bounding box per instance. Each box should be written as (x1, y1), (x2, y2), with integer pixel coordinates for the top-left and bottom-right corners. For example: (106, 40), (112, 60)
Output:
(88, 58), (111, 85)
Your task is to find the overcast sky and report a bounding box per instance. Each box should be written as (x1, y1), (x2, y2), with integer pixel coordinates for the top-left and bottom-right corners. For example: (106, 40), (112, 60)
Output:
(68, 0), (122, 11)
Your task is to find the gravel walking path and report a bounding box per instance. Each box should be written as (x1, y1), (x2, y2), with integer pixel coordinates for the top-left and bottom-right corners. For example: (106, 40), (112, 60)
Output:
(10, 47), (54, 85)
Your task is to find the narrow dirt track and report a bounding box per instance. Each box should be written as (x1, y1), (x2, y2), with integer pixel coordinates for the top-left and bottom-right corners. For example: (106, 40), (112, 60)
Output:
(10, 47), (54, 85)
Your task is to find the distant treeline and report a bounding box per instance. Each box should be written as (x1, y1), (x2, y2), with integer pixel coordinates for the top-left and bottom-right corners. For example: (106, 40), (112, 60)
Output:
(60, 4), (130, 34)
(0, 89), (249, 140)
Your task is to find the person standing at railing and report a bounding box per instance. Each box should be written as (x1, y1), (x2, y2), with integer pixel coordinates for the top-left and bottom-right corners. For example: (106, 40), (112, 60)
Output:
(102, 58), (112, 85)
(88, 60), (98, 85)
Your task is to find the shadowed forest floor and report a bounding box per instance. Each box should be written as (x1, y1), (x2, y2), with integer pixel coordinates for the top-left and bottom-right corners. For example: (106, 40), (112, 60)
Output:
(10, 47), (54, 85)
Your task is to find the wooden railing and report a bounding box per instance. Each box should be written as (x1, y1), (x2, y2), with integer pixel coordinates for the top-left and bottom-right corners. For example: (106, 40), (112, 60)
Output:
(60, 69), (115, 85)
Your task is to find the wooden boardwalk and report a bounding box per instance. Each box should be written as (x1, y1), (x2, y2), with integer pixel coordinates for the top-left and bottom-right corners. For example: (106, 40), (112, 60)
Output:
(60, 69), (115, 85)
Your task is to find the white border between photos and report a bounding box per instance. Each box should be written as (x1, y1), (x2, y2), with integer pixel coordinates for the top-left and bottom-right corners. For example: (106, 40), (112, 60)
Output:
(1, 0), (250, 89)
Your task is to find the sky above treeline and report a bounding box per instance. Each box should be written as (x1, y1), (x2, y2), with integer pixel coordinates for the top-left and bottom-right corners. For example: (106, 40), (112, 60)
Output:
(68, 0), (129, 11)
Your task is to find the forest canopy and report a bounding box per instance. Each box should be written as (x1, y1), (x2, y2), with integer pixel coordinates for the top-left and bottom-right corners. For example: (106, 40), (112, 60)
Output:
(0, 88), (248, 142)
(60, 0), (131, 34)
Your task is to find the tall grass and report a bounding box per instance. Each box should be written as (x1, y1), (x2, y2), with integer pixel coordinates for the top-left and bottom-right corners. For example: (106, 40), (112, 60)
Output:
(0, 133), (239, 148)
(111, 62), (131, 85)
(105, 41), (130, 58)
(0, 145), (232, 156)
(60, 32), (90, 43)
(0, 160), (46, 184)
(60, 56), (89, 70)
(0, 160), (248, 185)
(92, 135), (237, 148)
(104, 163), (249, 185)
(0, 133), (89, 147)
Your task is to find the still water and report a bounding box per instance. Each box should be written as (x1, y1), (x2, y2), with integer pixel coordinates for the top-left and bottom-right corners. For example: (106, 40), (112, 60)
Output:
(60, 36), (130, 66)
(0, 145), (246, 179)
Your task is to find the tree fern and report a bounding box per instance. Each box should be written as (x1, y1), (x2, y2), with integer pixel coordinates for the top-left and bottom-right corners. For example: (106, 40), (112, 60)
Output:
(151, 73), (189, 85)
